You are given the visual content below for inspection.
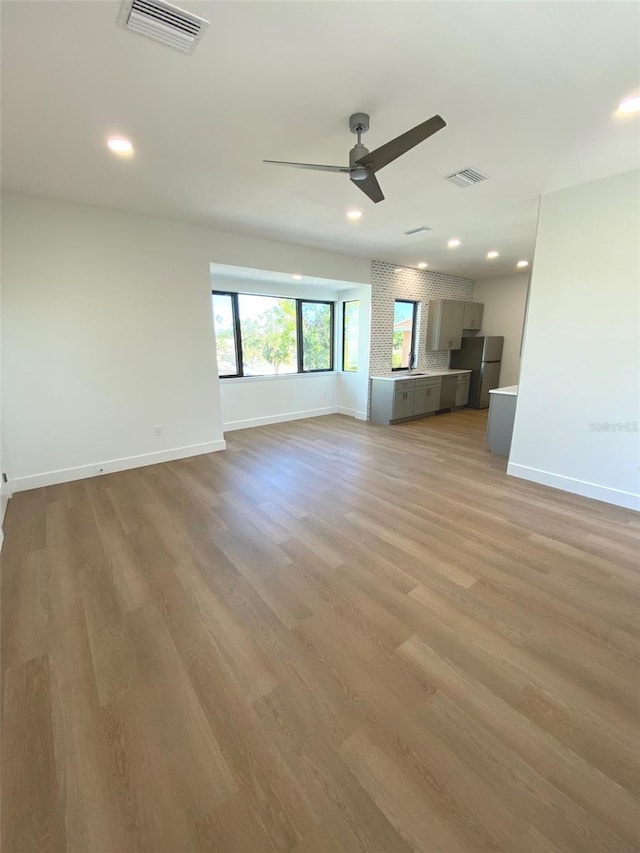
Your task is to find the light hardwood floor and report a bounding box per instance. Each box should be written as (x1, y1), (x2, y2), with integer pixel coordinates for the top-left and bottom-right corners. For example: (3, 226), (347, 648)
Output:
(2, 410), (639, 852)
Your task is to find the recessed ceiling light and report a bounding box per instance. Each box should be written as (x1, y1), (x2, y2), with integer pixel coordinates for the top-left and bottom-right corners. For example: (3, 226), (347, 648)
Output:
(487, 250), (499, 259)
(448, 238), (461, 248)
(394, 267), (403, 272)
(517, 260), (529, 268)
(347, 209), (362, 220)
(107, 136), (134, 156)
(291, 274), (303, 280)
(417, 262), (428, 269)
(616, 95), (640, 115)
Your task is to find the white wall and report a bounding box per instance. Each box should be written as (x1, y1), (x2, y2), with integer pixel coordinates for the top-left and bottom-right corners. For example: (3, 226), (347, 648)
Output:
(220, 373), (339, 431)
(509, 169), (640, 510)
(1, 193), (370, 491)
(0, 215), (7, 546)
(473, 272), (529, 387)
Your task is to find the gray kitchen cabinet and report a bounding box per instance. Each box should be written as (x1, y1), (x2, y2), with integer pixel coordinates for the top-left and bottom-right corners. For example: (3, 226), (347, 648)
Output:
(413, 377), (441, 415)
(426, 299), (465, 351)
(370, 379), (412, 424)
(370, 377), (441, 424)
(487, 390), (517, 455)
(463, 301), (484, 330)
(393, 381), (415, 420)
(455, 373), (470, 406)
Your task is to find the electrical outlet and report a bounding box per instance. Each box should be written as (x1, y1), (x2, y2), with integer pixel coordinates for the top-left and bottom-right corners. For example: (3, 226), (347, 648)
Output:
(154, 425), (163, 437)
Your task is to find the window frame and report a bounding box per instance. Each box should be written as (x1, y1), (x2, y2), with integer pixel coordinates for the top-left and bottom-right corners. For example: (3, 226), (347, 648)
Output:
(391, 298), (418, 371)
(212, 290), (335, 379)
(341, 299), (360, 372)
(298, 298), (335, 374)
(212, 290), (243, 378)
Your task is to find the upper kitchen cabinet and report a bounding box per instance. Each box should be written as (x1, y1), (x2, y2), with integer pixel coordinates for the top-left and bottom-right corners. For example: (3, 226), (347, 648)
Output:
(425, 299), (465, 351)
(463, 301), (484, 330)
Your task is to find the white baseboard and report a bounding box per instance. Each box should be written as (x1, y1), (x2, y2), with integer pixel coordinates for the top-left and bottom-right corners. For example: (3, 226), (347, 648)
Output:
(223, 407), (339, 432)
(336, 406), (368, 421)
(0, 484), (10, 554)
(507, 462), (640, 511)
(8, 440), (227, 493)
(0, 489), (9, 524)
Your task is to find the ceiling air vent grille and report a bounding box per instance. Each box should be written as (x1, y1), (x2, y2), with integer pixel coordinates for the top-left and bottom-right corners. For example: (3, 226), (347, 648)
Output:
(404, 225), (432, 236)
(119, 0), (210, 53)
(445, 168), (489, 188)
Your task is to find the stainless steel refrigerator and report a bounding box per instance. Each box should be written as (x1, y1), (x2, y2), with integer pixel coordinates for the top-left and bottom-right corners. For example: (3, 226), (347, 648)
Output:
(449, 336), (504, 408)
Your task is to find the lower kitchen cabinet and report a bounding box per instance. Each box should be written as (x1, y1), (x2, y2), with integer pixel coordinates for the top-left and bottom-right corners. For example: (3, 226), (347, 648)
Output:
(370, 379), (415, 424)
(392, 381), (415, 420)
(370, 374), (471, 425)
(487, 389), (517, 455)
(413, 378), (441, 415)
(455, 374), (470, 407)
(370, 376), (441, 424)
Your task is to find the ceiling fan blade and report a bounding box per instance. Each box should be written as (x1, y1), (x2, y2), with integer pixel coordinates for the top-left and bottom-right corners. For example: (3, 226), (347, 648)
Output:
(352, 172), (385, 204)
(263, 160), (350, 173)
(355, 115), (446, 173)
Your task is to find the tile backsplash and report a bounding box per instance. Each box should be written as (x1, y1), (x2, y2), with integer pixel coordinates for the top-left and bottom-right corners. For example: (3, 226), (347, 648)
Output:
(369, 260), (474, 377)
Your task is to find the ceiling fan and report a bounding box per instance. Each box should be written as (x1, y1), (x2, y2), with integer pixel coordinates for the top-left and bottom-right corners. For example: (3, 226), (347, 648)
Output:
(263, 112), (446, 203)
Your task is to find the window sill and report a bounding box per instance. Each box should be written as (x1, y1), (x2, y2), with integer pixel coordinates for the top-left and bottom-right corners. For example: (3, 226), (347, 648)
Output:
(219, 372), (338, 384)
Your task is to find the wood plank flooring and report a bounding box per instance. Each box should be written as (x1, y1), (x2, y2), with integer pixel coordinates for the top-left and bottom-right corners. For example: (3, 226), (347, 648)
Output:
(2, 410), (639, 852)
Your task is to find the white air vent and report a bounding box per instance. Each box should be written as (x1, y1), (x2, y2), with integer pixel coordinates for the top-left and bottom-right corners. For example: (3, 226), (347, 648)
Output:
(445, 168), (489, 188)
(118, 0), (210, 54)
(404, 225), (432, 236)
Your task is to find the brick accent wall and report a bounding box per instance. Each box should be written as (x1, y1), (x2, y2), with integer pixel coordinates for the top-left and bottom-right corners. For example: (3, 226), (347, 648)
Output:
(370, 260), (474, 377)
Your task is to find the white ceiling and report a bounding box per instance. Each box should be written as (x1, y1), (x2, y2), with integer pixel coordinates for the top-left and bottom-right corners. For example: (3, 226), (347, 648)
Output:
(211, 262), (358, 293)
(2, 1), (639, 279)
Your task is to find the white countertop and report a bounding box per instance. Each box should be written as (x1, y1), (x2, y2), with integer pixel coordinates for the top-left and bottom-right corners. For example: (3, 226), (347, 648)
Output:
(371, 369), (472, 381)
(489, 384), (518, 396)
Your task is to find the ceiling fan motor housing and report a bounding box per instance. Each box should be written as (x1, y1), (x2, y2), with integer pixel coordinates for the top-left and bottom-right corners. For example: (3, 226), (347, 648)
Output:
(349, 142), (369, 180)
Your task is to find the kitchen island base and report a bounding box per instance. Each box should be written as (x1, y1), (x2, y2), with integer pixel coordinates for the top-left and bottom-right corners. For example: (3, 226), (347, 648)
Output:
(486, 385), (518, 456)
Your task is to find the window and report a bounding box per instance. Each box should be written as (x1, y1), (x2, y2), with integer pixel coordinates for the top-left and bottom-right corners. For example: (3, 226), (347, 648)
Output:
(212, 291), (334, 378)
(342, 300), (359, 371)
(212, 292), (240, 377)
(300, 300), (333, 372)
(239, 294), (298, 375)
(392, 299), (418, 370)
